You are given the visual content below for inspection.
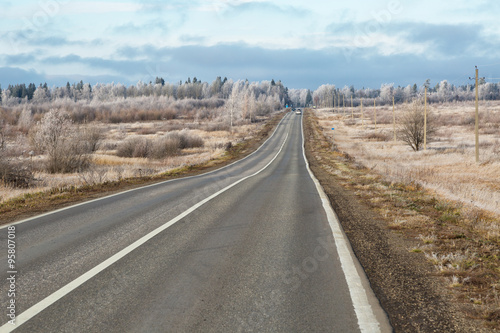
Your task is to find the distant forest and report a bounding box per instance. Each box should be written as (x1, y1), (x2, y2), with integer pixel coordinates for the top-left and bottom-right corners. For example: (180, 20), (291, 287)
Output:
(1, 77), (499, 112)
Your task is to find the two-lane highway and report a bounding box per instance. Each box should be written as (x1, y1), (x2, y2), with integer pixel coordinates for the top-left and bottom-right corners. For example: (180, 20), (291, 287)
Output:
(1, 111), (391, 332)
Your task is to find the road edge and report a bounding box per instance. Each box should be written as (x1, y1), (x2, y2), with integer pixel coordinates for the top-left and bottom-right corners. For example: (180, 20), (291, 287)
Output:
(300, 113), (392, 333)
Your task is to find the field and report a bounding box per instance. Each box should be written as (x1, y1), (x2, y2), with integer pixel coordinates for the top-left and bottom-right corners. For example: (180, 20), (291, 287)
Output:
(311, 101), (500, 329)
(315, 101), (500, 217)
(0, 115), (266, 204)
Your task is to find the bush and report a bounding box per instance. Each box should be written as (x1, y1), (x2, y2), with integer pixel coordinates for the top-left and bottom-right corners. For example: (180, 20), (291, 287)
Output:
(115, 131), (204, 160)
(177, 130), (204, 149)
(149, 136), (180, 159)
(398, 100), (436, 151)
(364, 132), (391, 141)
(31, 109), (100, 173)
(116, 137), (151, 158)
(0, 144), (34, 188)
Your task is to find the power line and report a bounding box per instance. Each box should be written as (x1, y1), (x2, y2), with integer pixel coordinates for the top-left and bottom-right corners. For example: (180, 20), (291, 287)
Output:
(477, 62), (500, 68)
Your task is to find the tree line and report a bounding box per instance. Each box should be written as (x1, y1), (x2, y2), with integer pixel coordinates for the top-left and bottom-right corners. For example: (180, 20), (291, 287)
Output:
(0, 77), (291, 107)
(2, 77), (499, 116)
(308, 80), (500, 109)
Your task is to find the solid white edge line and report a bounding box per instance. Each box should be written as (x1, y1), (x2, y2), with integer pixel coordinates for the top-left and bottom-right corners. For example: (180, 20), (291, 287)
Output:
(0, 131), (289, 332)
(0, 112), (291, 230)
(300, 113), (381, 333)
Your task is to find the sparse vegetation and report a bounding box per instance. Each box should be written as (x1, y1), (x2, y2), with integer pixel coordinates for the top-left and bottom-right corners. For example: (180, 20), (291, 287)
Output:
(315, 101), (500, 217)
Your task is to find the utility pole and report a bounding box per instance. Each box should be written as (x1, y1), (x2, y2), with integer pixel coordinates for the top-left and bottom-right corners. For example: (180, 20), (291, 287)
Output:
(469, 66), (484, 163)
(333, 92), (336, 113)
(361, 97), (364, 128)
(393, 96), (396, 142)
(351, 95), (354, 119)
(475, 67), (480, 163)
(424, 86), (427, 151)
(343, 94), (345, 115)
(374, 98), (377, 130)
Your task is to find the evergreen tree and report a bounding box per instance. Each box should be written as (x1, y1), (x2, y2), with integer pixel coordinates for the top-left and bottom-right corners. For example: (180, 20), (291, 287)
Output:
(210, 76), (223, 97)
(28, 83), (36, 100)
(155, 77), (165, 86)
(305, 90), (313, 106)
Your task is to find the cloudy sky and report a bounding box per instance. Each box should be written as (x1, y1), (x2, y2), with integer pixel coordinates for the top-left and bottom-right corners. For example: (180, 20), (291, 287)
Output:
(1, 0), (500, 89)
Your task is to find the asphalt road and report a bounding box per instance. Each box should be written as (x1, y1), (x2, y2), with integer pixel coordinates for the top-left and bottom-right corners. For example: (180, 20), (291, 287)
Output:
(0, 111), (391, 332)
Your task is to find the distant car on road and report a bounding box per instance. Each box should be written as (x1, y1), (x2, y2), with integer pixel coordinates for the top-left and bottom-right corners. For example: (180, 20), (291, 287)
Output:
(295, 109), (302, 115)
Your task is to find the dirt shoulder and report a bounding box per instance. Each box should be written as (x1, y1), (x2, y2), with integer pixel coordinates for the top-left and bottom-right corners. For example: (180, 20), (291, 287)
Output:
(303, 109), (496, 332)
(0, 112), (286, 225)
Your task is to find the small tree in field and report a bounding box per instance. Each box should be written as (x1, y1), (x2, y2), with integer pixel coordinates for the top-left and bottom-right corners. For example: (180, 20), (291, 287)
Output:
(398, 100), (436, 151)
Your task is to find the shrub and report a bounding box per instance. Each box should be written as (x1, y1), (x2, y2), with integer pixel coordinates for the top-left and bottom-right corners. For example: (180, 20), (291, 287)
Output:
(364, 132), (391, 141)
(0, 132), (34, 188)
(116, 137), (150, 158)
(116, 131), (204, 160)
(81, 126), (103, 153)
(31, 109), (100, 173)
(149, 136), (180, 159)
(177, 130), (204, 149)
(398, 100), (436, 151)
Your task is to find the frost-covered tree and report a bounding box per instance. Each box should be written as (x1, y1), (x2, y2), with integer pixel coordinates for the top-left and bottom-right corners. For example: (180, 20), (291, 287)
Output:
(398, 100), (436, 151)
(479, 82), (499, 100)
(437, 80), (450, 102)
(32, 109), (98, 173)
(18, 106), (33, 132)
(313, 84), (336, 107)
(380, 83), (394, 104)
(1, 89), (14, 106)
(32, 86), (50, 104)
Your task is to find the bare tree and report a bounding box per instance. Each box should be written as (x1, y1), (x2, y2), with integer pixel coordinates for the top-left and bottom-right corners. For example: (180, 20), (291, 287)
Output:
(398, 100), (436, 151)
(32, 109), (99, 173)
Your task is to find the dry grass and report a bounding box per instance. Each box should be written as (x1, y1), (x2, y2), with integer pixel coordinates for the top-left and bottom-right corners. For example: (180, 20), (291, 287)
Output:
(0, 116), (267, 203)
(315, 101), (500, 216)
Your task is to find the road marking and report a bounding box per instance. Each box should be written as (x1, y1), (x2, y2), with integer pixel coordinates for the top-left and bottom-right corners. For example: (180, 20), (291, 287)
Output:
(300, 114), (381, 333)
(0, 113), (291, 230)
(0, 131), (289, 332)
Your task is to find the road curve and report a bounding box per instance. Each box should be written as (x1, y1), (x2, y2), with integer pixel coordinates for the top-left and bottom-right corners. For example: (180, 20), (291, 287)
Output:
(0, 111), (391, 332)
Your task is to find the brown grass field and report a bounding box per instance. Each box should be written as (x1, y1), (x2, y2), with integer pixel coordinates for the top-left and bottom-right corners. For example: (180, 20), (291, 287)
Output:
(315, 101), (500, 218)
(310, 102), (500, 329)
(0, 117), (266, 204)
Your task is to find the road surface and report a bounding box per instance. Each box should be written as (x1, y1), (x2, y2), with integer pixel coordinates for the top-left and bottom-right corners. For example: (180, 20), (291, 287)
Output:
(0, 111), (391, 332)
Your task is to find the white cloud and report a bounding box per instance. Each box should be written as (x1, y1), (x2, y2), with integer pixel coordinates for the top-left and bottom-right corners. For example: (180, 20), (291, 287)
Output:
(1, 0), (499, 88)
